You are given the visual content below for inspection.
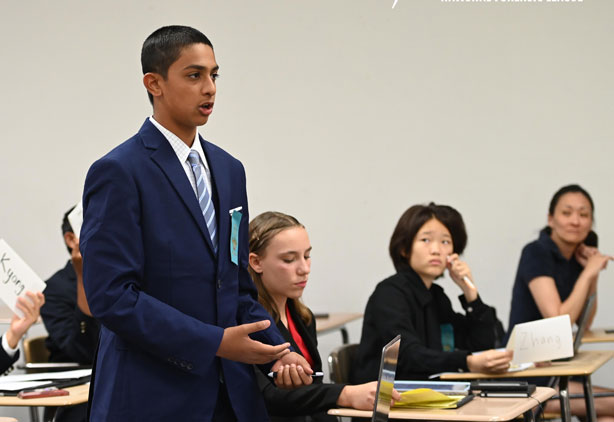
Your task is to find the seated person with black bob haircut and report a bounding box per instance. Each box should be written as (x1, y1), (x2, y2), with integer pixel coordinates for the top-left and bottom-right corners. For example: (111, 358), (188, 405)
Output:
(353, 203), (512, 383)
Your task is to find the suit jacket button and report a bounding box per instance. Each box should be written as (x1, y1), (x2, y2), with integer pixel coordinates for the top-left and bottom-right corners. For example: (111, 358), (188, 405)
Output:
(217, 279), (222, 289)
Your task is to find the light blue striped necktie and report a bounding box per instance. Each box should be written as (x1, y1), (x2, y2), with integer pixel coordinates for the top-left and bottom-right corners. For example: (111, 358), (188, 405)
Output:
(187, 150), (218, 254)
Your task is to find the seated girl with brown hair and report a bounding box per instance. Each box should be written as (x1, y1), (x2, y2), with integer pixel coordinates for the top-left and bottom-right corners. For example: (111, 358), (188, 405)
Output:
(249, 211), (399, 422)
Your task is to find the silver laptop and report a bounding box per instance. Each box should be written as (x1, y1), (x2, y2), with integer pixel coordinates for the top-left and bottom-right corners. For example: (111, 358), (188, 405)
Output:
(372, 335), (401, 422)
(555, 292), (595, 362)
(574, 293), (596, 354)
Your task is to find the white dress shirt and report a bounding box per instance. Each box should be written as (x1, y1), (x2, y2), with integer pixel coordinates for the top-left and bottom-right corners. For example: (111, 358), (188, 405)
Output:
(149, 117), (213, 196)
(2, 334), (18, 357)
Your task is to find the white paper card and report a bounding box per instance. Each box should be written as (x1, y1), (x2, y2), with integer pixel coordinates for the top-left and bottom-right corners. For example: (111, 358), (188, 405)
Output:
(67, 201), (83, 239)
(0, 368), (91, 384)
(0, 381), (53, 391)
(506, 315), (573, 364)
(0, 239), (47, 316)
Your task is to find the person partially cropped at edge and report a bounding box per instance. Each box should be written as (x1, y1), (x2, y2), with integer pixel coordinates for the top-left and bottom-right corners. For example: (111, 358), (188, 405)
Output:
(507, 184), (614, 421)
(0, 292), (45, 374)
(80, 25), (311, 422)
(353, 203), (511, 383)
(40, 207), (99, 422)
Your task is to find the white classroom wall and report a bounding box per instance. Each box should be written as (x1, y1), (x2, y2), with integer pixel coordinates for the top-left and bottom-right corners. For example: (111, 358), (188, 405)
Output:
(1, 0), (612, 418)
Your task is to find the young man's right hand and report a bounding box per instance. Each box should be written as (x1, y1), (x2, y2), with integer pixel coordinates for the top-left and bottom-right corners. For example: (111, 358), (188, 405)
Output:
(216, 320), (291, 364)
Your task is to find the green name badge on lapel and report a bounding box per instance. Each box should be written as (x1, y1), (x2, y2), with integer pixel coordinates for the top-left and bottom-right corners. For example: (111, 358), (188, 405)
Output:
(440, 323), (455, 352)
(230, 209), (242, 265)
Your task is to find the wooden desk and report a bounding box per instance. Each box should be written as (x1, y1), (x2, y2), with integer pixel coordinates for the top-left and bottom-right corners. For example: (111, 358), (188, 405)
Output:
(440, 350), (614, 422)
(329, 386), (555, 421)
(315, 312), (362, 344)
(582, 328), (614, 344)
(0, 383), (89, 407)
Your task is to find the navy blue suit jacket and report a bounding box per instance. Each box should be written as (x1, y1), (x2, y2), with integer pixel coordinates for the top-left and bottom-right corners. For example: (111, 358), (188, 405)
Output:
(81, 119), (286, 421)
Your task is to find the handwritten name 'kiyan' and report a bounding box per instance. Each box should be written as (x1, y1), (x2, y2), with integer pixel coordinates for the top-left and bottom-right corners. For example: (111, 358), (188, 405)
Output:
(0, 253), (25, 296)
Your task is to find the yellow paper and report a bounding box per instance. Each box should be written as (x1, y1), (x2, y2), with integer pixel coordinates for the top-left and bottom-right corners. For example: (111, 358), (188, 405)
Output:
(393, 388), (465, 409)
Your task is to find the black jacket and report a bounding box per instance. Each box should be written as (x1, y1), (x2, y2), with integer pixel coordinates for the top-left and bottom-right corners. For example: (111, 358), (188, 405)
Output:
(256, 301), (345, 422)
(41, 261), (99, 364)
(0, 336), (18, 374)
(353, 268), (498, 383)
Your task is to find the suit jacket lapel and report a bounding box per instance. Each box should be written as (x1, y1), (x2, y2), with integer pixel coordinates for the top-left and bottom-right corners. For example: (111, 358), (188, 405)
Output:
(138, 119), (216, 255)
(202, 137), (229, 267)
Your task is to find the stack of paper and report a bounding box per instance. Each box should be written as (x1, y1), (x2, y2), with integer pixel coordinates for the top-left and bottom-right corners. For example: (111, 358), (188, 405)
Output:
(394, 389), (466, 409)
(0, 369), (91, 392)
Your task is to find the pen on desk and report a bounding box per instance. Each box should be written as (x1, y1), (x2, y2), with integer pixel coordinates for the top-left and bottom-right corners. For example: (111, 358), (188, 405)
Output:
(268, 371), (324, 378)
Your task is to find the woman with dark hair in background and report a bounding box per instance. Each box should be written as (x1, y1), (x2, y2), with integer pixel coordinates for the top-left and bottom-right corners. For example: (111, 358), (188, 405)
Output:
(353, 203), (511, 384)
(507, 185), (614, 421)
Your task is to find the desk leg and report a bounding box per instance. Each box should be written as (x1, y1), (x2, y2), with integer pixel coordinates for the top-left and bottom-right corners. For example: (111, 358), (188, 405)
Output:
(559, 376), (572, 422)
(523, 409), (535, 422)
(340, 327), (349, 344)
(583, 376), (597, 422)
(29, 406), (40, 422)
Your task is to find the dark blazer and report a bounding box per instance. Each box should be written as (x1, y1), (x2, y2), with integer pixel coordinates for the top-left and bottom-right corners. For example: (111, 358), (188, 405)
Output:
(41, 261), (99, 364)
(353, 269), (498, 383)
(0, 336), (18, 374)
(81, 119), (287, 421)
(257, 302), (344, 422)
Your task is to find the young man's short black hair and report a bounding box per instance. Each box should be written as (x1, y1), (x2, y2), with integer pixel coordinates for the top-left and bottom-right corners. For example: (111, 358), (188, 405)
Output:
(389, 202), (467, 272)
(141, 25), (213, 104)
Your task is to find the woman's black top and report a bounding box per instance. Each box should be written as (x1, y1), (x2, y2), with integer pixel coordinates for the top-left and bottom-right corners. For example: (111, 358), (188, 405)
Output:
(353, 268), (498, 383)
(507, 229), (584, 341)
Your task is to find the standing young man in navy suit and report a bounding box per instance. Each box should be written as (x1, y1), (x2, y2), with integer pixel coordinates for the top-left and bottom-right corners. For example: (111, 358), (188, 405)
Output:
(81, 26), (312, 421)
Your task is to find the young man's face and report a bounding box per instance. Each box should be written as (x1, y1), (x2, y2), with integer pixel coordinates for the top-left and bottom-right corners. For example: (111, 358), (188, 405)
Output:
(152, 43), (219, 141)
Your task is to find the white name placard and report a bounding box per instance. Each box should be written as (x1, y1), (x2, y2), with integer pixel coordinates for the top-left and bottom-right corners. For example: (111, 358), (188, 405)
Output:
(0, 239), (46, 316)
(67, 201), (83, 239)
(506, 315), (573, 365)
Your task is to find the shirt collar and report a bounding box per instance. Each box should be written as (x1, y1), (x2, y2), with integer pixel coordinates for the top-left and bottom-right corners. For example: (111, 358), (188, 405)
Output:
(148, 116), (209, 170)
(400, 267), (434, 307)
(537, 228), (566, 261)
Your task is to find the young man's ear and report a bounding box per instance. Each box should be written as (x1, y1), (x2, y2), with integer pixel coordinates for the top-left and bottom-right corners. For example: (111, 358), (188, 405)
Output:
(547, 213), (553, 229)
(143, 73), (163, 101)
(248, 252), (263, 273)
